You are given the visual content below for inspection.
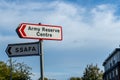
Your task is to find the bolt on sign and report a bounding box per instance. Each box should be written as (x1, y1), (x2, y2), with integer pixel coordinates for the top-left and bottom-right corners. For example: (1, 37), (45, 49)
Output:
(16, 23), (63, 40)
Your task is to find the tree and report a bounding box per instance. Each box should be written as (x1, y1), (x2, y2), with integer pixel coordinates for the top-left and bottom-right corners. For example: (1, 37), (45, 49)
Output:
(70, 77), (76, 80)
(12, 62), (32, 80)
(70, 77), (82, 80)
(0, 60), (32, 80)
(82, 64), (103, 80)
(0, 61), (11, 80)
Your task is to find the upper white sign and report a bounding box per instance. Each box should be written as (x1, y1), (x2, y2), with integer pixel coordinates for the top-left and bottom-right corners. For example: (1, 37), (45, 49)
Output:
(16, 23), (63, 40)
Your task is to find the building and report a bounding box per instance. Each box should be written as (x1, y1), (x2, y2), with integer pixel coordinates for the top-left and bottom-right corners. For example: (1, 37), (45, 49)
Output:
(103, 48), (120, 80)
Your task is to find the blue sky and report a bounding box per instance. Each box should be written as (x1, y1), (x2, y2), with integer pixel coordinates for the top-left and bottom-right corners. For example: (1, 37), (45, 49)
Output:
(1, 0), (120, 80)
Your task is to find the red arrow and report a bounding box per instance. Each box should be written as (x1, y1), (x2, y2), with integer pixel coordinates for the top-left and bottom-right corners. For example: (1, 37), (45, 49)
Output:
(17, 24), (27, 38)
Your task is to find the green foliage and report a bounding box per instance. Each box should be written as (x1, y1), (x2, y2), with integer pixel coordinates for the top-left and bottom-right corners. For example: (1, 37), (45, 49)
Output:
(0, 60), (32, 80)
(70, 77), (82, 80)
(82, 64), (103, 80)
(69, 64), (103, 80)
(12, 62), (32, 80)
(0, 61), (10, 80)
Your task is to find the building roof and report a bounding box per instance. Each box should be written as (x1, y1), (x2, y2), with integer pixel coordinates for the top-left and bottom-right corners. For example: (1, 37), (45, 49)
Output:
(103, 48), (120, 66)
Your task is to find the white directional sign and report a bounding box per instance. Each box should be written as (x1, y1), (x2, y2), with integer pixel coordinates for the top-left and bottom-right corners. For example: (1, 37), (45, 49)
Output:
(16, 23), (63, 40)
(6, 42), (39, 57)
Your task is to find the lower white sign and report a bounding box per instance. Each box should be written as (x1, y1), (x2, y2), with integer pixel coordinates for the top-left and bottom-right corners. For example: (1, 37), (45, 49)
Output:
(6, 42), (39, 57)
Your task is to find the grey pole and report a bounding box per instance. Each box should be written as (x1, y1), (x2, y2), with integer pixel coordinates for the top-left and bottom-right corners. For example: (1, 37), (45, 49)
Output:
(39, 40), (44, 80)
(10, 58), (12, 80)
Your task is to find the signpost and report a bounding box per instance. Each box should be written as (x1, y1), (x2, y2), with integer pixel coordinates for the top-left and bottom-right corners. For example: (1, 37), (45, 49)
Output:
(16, 23), (62, 40)
(39, 40), (44, 80)
(6, 23), (62, 80)
(6, 42), (39, 57)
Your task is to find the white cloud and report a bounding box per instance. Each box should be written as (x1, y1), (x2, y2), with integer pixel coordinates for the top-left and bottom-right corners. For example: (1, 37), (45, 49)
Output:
(42, 3), (120, 50)
(90, 4), (120, 41)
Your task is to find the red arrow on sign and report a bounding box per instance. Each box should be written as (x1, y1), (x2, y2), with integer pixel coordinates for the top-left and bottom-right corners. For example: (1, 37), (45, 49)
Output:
(16, 23), (63, 40)
(18, 24), (26, 37)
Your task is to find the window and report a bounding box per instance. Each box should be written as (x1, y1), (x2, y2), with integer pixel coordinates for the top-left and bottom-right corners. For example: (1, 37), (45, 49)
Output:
(118, 52), (120, 61)
(106, 74), (108, 80)
(110, 63), (112, 68)
(113, 60), (115, 65)
(116, 68), (118, 76)
(112, 70), (114, 77)
(109, 72), (111, 79)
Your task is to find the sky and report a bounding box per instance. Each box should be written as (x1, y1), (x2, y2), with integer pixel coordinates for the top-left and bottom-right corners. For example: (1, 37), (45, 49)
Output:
(1, 0), (120, 80)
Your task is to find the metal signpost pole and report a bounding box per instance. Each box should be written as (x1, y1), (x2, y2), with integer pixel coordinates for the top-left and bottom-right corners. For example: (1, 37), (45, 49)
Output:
(39, 40), (44, 80)
(10, 58), (12, 80)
